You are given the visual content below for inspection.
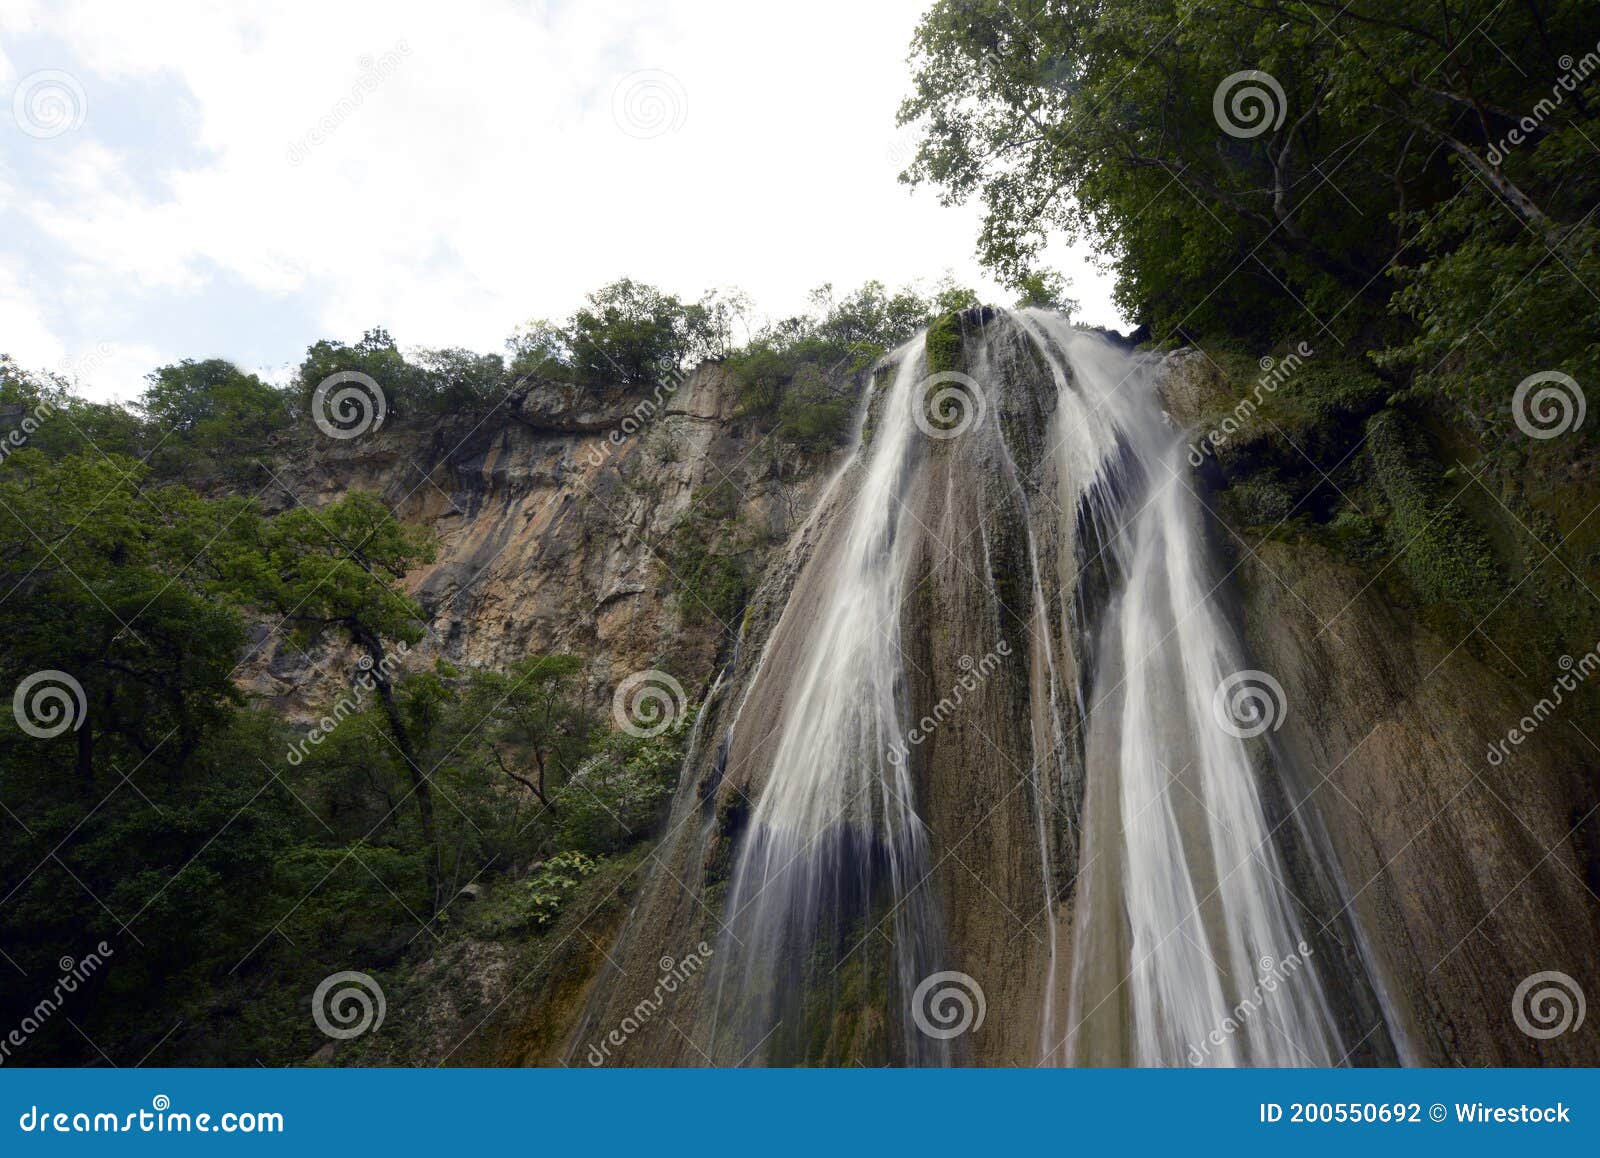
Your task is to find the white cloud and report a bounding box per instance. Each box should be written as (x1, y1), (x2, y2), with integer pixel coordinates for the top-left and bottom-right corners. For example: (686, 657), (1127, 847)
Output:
(2, 0), (1125, 401)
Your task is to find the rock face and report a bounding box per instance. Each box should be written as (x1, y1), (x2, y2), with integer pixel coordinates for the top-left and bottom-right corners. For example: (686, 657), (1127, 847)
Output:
(238, 365), (837, 719)
(1163, 353), (1600, 1066)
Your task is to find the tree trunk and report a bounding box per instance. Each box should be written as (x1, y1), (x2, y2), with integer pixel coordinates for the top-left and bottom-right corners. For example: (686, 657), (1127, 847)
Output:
(356, 631), (441, 915)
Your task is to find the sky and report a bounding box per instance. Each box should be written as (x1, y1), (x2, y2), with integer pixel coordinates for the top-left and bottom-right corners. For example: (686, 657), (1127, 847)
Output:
(0, 0), (1124, 403)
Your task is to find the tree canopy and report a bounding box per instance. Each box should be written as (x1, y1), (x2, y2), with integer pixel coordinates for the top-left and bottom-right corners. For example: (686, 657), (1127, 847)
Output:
(899, 0), (1600, 423)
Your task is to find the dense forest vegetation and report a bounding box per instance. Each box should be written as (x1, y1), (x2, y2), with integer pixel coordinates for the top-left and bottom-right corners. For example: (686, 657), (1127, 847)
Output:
(900, 0), (1599, 435)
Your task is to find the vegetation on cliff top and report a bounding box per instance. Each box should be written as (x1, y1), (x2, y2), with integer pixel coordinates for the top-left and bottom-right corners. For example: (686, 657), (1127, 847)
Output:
(900, 0), (1600, 440)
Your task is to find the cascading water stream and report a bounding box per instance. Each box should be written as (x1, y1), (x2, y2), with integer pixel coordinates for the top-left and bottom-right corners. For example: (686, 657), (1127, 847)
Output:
(1019, 313), (1343, 1065)
(698, 311), (1381, 1066)
(710, 338), (951, 1065)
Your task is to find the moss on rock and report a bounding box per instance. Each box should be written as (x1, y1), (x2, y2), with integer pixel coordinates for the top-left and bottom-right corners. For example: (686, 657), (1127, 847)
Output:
(925, 311), (963, 376)
(1363, 408), (1500, 609)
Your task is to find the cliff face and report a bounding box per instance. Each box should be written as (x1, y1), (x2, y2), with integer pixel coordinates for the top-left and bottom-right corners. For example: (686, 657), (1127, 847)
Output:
(1162, 353), (1600, 1065)
(238, 365), (832, 719)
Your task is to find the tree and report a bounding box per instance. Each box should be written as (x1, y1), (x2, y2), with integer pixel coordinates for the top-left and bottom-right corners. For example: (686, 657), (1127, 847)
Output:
(898, 0), (1600, 387)
(139, 358), (291, 471)
(566, 278), (700, 388)
(0, 450), (256, 785)
(505, 318), (571, 379)
(467, 655), (594, 807)
(412, 347), (508, 410)
(1013, 269), (1073, 313)
(296, 327), (429, 418)
(251, 492), (442, 907)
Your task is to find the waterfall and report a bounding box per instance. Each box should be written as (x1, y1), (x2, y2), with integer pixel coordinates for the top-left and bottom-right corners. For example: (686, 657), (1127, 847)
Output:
(1020, 313), (1343, 1065)
(710, 338), (951, 1065)
(693, 311), (1387, 1067)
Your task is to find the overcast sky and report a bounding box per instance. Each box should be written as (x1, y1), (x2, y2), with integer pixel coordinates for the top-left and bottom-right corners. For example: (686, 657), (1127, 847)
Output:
(1, 0), (1124, 403)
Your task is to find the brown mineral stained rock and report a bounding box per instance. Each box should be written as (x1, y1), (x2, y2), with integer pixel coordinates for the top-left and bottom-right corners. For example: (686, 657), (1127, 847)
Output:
(1235, 537), (1599, 1064)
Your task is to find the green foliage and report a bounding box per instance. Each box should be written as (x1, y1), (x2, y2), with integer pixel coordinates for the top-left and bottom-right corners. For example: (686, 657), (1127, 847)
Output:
(1012, 269), (1073, 313)
(411, 347), (508, 410)
(139, 358), (292, 474)
(552, 724), (690, 856)
(775, 364), (854, 455)
(0, 450), (257, 777)
(566, 278), (708, 388)
(474, 852), (600, 934)
(296, 327), (433, 417)
(900, 0), (1600, 394)
(725, 277), (968, 459)
(1, 355), (145, 461)
(1363, 409), (1500, 608)
(925, 311), (964, 375)
(0, 438), (688, 1064)
(464, 654), (595, 804)
(661, 493), (754, 630)
(505, 318), (570, 379)
(251, 491), (436, 651)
